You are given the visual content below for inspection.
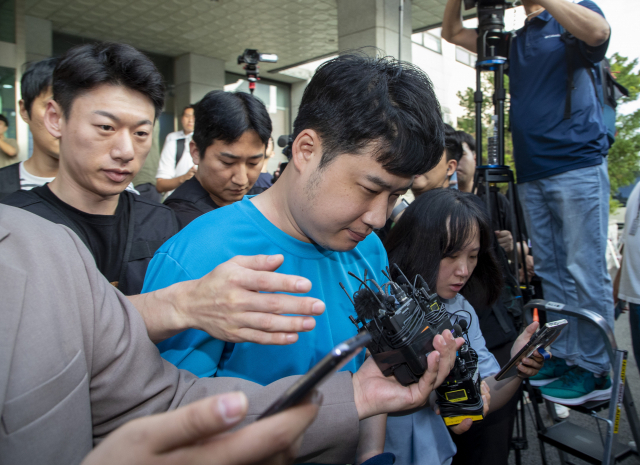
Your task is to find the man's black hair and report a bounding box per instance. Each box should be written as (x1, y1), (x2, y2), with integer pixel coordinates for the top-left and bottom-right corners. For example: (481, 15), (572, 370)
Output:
(457, 130), (476, 153)
(53, 42), (165, 119)
(0, 115), (8, 127)
(193, 90), (272, 157)
(385, 188), (502, 307)
(293, 53), (444, 177)
(182, 104), (195, 116)
(444, 124), (463, 163)
(21, 57), (58, 117)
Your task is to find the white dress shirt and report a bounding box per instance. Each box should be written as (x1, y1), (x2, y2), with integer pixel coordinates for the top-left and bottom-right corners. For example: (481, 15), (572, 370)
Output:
(156, 130), (194, 182)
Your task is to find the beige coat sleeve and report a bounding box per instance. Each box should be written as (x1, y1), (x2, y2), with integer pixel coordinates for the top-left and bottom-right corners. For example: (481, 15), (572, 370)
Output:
(75, 226), (360, 463)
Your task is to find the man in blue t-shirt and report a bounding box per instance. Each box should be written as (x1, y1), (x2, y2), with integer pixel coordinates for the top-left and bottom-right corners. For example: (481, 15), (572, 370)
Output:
(143, 53), (450, 462)
(442, 0), (613, 405)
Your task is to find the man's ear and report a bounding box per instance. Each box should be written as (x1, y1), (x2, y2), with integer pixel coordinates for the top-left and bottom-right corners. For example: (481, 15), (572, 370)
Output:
(446, 159), (458, 177)
(18, 100), (30, 124)
(43, 100), (63, 139)
(290, 129), (321, 173)
(189, 140), (201, 165)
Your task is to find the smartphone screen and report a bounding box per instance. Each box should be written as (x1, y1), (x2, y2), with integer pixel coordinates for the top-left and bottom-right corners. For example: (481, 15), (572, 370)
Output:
(495, 320), (568, 381)
(258, 331), (372, 419)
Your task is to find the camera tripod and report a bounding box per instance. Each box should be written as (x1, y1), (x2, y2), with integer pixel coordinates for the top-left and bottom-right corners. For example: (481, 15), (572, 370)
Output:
(471, 2), (532, 293)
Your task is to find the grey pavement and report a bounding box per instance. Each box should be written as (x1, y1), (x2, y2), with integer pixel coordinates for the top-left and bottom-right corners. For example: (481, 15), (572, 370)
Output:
(507, 313), (640, 465)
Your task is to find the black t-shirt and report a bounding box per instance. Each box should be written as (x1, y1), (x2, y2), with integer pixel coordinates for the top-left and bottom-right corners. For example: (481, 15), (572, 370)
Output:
(164, 176), (220, 230)
(35, 185), (129, 285)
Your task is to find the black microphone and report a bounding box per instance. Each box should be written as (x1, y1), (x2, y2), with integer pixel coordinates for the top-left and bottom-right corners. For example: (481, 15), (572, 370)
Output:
(353, 288), (382, 321)
(459, 319), (468, 332)
(453, 323), (464, 338)
(277, 135), (290, 148)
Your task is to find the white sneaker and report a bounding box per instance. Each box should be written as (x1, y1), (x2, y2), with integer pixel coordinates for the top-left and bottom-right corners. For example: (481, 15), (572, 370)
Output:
(554, 403), (570, 419)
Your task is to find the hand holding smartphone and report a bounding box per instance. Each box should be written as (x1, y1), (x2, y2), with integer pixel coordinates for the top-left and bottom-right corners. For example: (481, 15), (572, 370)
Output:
(258, 331), (372, 419)
(495, 320), (568, 381)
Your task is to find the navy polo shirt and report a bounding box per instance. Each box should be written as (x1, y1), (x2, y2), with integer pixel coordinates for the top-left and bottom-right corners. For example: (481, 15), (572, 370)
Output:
(509, 0), (610, 183)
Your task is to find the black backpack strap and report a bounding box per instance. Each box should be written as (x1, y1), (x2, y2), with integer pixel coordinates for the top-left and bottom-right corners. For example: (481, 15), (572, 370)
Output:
(175, 138), (185, 167)
(560, 28), (579, 120)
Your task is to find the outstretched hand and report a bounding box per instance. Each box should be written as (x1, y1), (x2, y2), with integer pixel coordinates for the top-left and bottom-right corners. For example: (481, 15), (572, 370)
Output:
(176, 254), (326, 345)
(352, 330), (464, 420)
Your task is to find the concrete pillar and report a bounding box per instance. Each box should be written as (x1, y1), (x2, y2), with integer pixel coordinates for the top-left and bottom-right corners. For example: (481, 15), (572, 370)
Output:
(25, 16), (52, 63)
(290, 79), (309, 126)
(14, 2), (28, 161)
(337, 0), (412, 62)
(174, 53), (225, 119)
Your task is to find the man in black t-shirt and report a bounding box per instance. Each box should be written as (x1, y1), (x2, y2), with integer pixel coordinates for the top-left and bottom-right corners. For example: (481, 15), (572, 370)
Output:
(2, 42), (331, 349)
(2, 43), (177, 295)
(164, 91), (271, 230)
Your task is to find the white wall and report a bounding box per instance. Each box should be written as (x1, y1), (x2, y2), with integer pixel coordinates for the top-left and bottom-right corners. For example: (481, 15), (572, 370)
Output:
(411, 36), (476, 128)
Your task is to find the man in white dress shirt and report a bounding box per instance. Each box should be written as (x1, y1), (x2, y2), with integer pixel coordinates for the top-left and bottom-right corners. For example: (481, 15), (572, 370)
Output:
(156, 105), (196, 195)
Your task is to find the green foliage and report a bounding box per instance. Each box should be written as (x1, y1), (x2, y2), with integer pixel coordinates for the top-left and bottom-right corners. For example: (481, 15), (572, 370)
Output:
(608, 109), (640, 209)
(609, 53), (640, 103)
(607, 54), (640, 213)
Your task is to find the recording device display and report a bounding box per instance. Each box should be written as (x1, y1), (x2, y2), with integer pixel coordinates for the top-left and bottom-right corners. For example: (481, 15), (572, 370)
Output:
(341, 265), (484, 424)
(435, 322), (485, 426)
(258, 331), (372, 420)
(237, 48), (278, 94)
(495, 319), (568, 381)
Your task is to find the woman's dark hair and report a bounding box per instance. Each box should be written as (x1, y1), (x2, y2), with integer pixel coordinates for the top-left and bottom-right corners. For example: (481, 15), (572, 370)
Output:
(0, 115), (8, 127)
(193, 90), (271, 157)
(293, 52), (444, 177)
(53, 42), (165, 119)
(384, 189), (502, 306)
(21, 57), (58, 117)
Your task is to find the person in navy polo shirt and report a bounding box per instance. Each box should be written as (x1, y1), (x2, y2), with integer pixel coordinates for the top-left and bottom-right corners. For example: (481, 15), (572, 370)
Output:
(442, 0), (613, 405)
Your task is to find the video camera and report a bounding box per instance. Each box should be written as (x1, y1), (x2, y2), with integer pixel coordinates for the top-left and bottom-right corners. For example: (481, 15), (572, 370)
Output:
(277, 134), (293, 159)
(237, 49), (278, 94)
(342, 265), (484, 425)
(463, 0), (511, 65)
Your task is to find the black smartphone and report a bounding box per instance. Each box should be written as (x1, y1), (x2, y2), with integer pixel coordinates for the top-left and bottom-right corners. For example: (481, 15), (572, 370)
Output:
(495, 319), (568, 381)
(258, 331), (372, 420)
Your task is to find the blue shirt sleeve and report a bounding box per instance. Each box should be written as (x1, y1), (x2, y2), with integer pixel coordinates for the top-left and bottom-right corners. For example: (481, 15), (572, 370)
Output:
(577, 0), (610, 63)
(142, 251), (193, 293)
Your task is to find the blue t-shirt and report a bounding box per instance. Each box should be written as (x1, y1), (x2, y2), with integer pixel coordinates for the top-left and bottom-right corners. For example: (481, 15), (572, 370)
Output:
(384, 294), (500, 465)
(143, 197), (389, 384)
(509, 0), (610, 183)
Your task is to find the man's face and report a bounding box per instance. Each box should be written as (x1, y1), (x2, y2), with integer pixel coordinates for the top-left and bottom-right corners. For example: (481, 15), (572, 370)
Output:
(45, 84), (154, 197)
(412, 149), (452, 195)
(291, 144), (412, 252)
(192, 130), (265, 207)
(456, 142), (476, 187)
(182, 107), (195, 135)
(20, 86), (59, 160)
